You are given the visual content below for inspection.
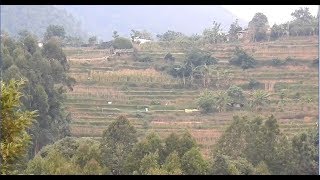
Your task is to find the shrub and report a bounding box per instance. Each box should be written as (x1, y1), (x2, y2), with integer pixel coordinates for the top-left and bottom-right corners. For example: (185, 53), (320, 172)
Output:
(271, 58), (285, 66)
(229, 47), (256, 70)
(248, 79), (262, 90)
(164, 53), (175, 62)
(137, 55), (152, 63)
(112, 37), (133, 49)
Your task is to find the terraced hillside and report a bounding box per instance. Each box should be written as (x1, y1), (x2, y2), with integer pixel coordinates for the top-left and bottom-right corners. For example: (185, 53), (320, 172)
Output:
(64, 36), (318, 157)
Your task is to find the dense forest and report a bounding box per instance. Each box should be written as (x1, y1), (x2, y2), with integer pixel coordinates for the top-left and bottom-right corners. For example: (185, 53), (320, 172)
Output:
(0, 27), (76, 164)
(0, 6), (319, 175)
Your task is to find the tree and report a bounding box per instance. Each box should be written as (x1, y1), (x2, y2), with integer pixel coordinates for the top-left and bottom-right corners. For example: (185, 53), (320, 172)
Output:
(248, 13), (269, 42)
(139, 152), (161, 175)
(25, 149), (81, 175)
(229, 47), (256, 70)
(130, 29), (153, 40)
(177, 131), (197, 157)
(112, 31), (119, 39)
(156, 30), (185, 41)
(112, 37), (133, 49)
(202, 21), (224, 44)
(162, 151), (182, 175)
(100, 115), (138, 175)
(228, 19), (243, 42)
(211, 154), (255, 175)
(88, 36), (97, 46)
(44, 25), (66, 41)
(26, 137), (109, 175)
(197, 90), (230, 113)
(227, 85), (245, 104)
(290, 128), (319, 175)
(289, 8), (317, 36)
(197, 91), (216, 113)
(1, 34), (74, 159)
(213, 115), (292, 175)
(181, 147), (208, 175)
(164, 133), (180, 158)
(249, 90), (270, 111)
(1, 80), (37, 174)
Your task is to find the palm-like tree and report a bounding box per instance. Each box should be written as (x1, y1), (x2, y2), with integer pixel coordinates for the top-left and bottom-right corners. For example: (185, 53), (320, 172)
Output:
(249, 90), (270, 111)
(213, 91), (230, 112)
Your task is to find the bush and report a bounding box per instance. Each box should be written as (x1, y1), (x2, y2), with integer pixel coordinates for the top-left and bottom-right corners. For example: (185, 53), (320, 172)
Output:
(137, 55), (152, 63)
(112, 37), (133, 49)
(150, 100), (161, 105)
(229, 47), (256, 70)
(271, 58), (285, 66)
(285, 57), (299, 66)
(164, 53), (175, 62)
(197, 91), (216, 113)
(248, 79), (262, 90)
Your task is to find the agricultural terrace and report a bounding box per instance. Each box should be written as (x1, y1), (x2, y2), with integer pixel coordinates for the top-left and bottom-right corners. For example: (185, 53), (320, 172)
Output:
(64, 36), (318, 157)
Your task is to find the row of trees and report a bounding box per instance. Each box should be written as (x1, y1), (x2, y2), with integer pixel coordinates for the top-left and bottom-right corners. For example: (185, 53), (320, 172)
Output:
(143, 7), (318, 44)
(1, 81), (318, 175)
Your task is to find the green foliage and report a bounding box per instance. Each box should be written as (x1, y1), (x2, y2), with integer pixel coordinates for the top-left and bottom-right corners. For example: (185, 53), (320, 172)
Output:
(211, 154), (255, 175)
(112, 31), (119, 39)
(249, 90), (270, 111)
(88, 36), (97, 45)
(139, 152), (161, 175)
(248, 79), (262, 90)
(44, 25), (66, 41)
(186, 49), (218, 67)
(197, 91), (216, 113)
(248, 12), (269, 42)
(100, 115), (138, 174)
(213, 115), (292, 174)
(164, 53), (175, 62)
(254, 161), (271, 175)
(181, 147), (208, 175)
(1, 34), (74, 159)
(290, 128), (319, 175)
(202, 21), (225, 44)
(156, 30), (185, 41)
(229, 47), (256, 70)
(227, 85), (245, 104)
(112, 37), (133, 49)
(137, 55), (152, 63)
(25, 137), (108, 175)
(197, 90), (230, 113)
(228, 19), (243, 42)
(289, 8), (318, 36)
(271, 58), (286, 66)
(162, 151), (182, 175)
(131, 29), (153, 40)
(1, 80), (37, 174)
(270, 24), (287, 40)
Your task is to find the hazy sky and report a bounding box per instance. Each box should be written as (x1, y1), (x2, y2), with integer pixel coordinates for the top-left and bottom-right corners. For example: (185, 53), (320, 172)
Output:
(222, 5), (319, 26)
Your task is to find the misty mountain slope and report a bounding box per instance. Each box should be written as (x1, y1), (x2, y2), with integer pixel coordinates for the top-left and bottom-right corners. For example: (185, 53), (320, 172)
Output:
(57, 5), (247, 41)
(0, 5), (88, 39)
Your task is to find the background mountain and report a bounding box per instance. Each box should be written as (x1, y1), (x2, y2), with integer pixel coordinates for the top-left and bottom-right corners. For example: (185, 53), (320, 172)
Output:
(0, 5), (88, 40)
(56, 5), (248, 41)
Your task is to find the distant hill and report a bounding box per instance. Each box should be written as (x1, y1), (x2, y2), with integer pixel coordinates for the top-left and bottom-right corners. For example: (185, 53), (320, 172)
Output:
(57, 5), (248, 41)
(0, 5), (88, 40)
